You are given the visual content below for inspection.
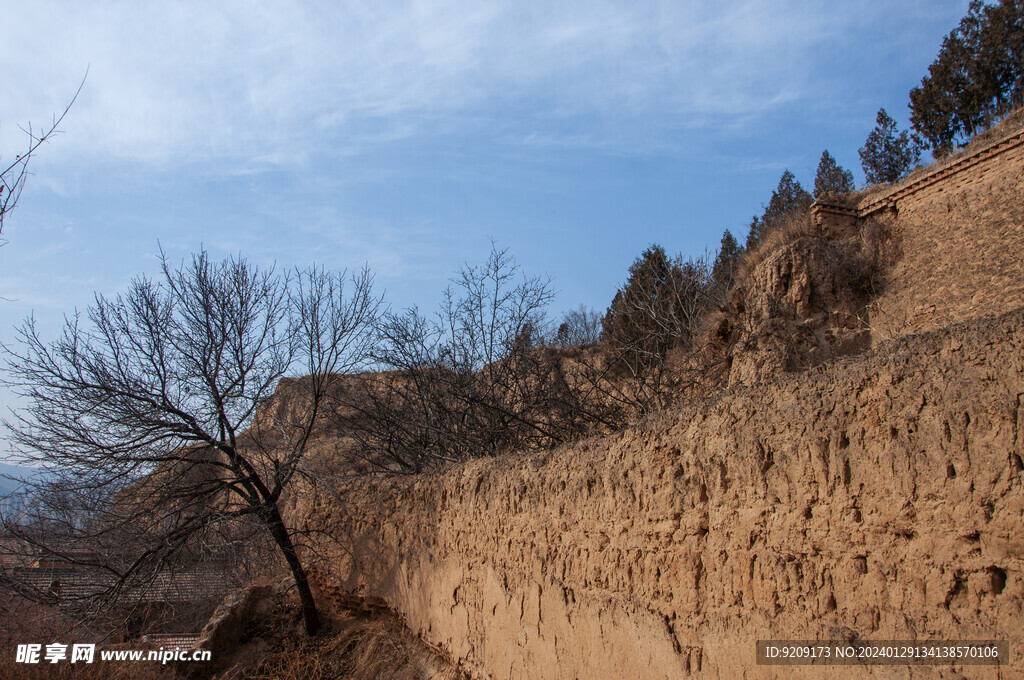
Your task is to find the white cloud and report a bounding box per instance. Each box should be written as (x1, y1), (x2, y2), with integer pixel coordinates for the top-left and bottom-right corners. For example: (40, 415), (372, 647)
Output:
(2, 0), (960, 169)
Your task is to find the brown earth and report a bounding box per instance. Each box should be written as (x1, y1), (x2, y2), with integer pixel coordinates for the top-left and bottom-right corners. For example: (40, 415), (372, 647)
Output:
(720, 217), (882, 387)
(8, 106), (1022, 680)
(290, 117), (1024, 679)
(303, 308), (1024, 679)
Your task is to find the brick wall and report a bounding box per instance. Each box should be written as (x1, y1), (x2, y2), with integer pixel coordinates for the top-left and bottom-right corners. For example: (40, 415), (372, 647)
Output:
(812, 127), (1024, 342)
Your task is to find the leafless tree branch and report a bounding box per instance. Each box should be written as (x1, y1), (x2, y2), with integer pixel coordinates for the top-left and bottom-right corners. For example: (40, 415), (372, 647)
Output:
(1, 248), (381, 635)
(0, 70), (86, 242)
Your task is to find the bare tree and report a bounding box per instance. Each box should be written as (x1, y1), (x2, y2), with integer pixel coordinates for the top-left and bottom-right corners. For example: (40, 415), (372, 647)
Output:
(554, 305), (602, 347)
(337, 245), (618, 471)
(1, 74), (85, 242)
(343, 245), (551, 469)
(1, 249), (381, 635)
(599, 246), (715, 411)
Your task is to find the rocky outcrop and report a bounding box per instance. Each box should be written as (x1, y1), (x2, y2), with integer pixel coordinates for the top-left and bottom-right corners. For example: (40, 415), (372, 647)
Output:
(303, 308), (1024, 679)
(724, 227), (877, 386)
(194, 583), (280, 674)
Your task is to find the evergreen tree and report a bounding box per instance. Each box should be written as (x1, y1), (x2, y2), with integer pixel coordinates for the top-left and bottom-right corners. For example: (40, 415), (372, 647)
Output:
(745, 170), (812, 249)
(745, 215), (763, 251)
(859, 108), (921, 185)
(602, 244), (711, 373)
(712, 230), (742, 290)
(813, 150), (855, 198)
(909, 0), (1024, 156)
(602, 245), (672, 346)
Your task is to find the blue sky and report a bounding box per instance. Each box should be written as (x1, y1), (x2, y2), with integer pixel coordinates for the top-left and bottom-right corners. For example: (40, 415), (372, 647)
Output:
(0, 1), (969, 459)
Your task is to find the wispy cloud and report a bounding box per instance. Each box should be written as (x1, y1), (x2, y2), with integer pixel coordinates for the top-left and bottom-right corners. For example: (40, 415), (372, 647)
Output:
(4, 0), (920, 170)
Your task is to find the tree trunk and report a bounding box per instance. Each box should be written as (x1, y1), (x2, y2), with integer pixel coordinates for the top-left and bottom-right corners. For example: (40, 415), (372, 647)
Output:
(264, 502), (321, 635)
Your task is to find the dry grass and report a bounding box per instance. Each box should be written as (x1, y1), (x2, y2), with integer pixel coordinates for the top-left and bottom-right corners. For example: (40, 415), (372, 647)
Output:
(3, 664), (181, 680)
(1, 646), (184, 680)
(191, 583), (469, 680)
(240, 615), (465, 680)
(937, 105), (1024, 159)
(0, 609), (466, 680)
(856, 217), (901, 286)
(737, 206), (896, 296)
(2, 575), (466, 680)
(736, 209), (821, 277)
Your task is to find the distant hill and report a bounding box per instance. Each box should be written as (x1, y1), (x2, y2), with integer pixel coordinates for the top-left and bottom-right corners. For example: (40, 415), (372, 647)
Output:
(0, 461), (46, 517)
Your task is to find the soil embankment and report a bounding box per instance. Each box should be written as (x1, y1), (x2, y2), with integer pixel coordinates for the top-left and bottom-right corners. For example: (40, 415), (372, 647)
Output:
(295, 122), (1024, 679)
(305, 308), (1024, 679)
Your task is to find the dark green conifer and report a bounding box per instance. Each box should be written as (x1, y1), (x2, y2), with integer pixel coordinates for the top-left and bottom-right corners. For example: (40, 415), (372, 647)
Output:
(909, 0), (1024, 156)
(813, 150), (855, 198)
(746, 170), (812, 248)
(859, 108), (921, 185)
(712, 230), (742, 291)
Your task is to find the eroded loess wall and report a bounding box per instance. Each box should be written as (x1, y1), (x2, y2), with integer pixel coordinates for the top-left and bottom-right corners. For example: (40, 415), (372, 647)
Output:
(295, 123), (1024, 680)
(302, 309), (1024, 679)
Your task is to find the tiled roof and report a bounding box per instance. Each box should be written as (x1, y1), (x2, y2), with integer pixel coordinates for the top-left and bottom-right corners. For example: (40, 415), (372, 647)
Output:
(139, 633), (201, 653)
(9, 564), (235, 606)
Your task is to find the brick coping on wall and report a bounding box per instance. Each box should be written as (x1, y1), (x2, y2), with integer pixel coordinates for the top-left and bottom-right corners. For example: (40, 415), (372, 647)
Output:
(811, 125), (1024, 225)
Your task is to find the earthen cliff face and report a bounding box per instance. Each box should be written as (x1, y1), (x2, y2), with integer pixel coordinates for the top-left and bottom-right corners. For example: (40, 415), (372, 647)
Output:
(306, 311), (1023, 679)
(725, 228), (877, 386)
(297, 126), (1024, 679)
